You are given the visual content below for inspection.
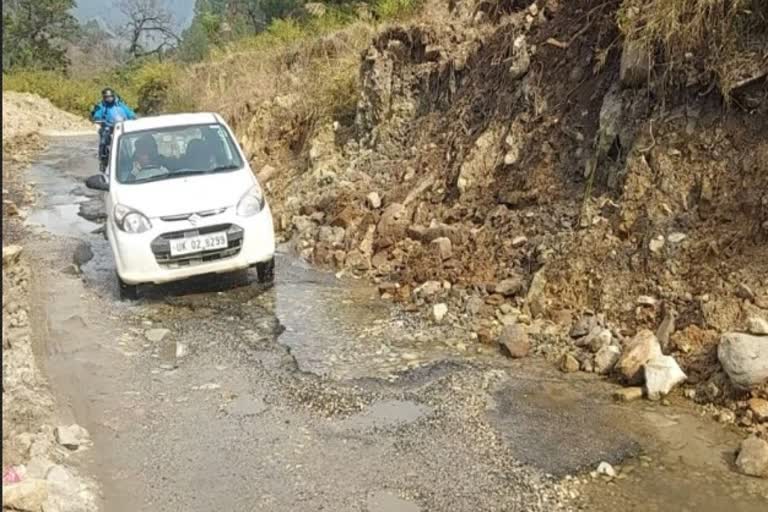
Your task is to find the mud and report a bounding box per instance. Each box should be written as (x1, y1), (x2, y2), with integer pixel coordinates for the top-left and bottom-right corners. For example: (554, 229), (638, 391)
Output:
(10, 135), (767, 510)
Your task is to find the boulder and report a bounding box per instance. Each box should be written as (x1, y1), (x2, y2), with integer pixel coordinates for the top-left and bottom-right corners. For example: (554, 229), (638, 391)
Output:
(54, 424), (90, 450)
(748, 398), (768, 422)
(559, 353), (580, 373)
(1, 479), (48, 511)
(643, 355), (687, 400)
(718, 333), (768, 389)
(612, 387), (643, 402)
(735, 436), (768, 478)
(145, 328), (171, 343)
(376, 203), (408, 248)
(432, 303), (448, 323)
(616, 330), (662, 385)
(2, 244), (23, 266)
(747, 316), (768, 336)
(499, 324), (530, 359)
(594, 345), (621, 375)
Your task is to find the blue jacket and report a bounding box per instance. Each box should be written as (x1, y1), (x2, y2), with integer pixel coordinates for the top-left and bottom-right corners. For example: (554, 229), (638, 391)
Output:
(91, 98), (136, 125)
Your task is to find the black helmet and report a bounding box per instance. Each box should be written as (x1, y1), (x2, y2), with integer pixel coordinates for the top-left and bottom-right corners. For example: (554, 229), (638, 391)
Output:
(102, 88), (116, 105)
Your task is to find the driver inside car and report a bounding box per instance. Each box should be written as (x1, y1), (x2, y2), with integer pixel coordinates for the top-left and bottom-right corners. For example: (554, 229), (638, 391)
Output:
(127, 134), (176, 181)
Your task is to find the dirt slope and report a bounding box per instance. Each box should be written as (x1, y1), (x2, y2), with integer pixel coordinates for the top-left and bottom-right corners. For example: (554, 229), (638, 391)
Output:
(3, 91), (93, 138)
(212, 0), (767, 432)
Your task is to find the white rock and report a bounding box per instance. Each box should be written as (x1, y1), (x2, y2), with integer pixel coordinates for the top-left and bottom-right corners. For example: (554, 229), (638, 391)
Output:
(667, 232), (687, 243)
(649, 237), (665, 253)
(54, 425), (89, 450)
(366, 192), (382, 209)
(644, 355), (687, 400)
(511, 236), (528, 247)
(594, 345), (621, 374)
(433, 304), (448, 323)
(718, 332), (768, 389)
(747, 316), (768, 336)
(596, 461), (616, 478)
(145, 328), (170, 343)
(637, 295), (658, 307)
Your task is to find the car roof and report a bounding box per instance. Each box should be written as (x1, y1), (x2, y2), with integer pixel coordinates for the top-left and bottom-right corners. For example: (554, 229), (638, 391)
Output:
(121, 113), (222, 133)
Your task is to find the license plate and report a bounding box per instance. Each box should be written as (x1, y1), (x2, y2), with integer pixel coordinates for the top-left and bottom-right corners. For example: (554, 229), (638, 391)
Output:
(170, 232), (228, 256)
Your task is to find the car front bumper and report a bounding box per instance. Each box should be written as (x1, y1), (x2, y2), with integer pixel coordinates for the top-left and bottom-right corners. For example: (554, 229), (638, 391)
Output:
(109, 205), (275, 285)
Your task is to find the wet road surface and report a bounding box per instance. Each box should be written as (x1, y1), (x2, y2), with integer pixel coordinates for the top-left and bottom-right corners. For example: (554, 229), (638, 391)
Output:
(22, 136), (768, 511)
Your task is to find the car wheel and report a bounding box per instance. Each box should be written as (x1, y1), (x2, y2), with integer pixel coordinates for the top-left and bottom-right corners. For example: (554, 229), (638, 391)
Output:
(256, 258), (275, 286)
(117, 273), (139, 301)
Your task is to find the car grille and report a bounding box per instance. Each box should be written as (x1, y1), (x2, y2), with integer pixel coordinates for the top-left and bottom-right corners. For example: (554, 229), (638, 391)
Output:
(151, 223), (244, 269)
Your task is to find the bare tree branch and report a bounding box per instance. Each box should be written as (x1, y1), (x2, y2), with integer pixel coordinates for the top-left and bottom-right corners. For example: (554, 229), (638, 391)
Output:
(118, 0), (179, 58)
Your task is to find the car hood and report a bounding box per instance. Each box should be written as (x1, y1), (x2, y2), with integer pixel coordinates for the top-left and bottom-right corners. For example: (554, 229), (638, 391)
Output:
(114, 171), (255, 218)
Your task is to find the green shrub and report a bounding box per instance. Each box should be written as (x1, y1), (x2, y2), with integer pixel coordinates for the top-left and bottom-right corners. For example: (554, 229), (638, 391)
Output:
(375, 0), (423, 20)
(2, 70), (99, 116)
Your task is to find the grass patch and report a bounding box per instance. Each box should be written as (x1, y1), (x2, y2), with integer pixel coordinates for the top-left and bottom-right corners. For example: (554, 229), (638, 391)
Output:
(618, 0), (768, 95)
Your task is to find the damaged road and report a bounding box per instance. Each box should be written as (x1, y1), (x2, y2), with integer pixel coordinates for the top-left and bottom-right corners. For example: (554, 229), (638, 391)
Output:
(13, 135), (768, 511)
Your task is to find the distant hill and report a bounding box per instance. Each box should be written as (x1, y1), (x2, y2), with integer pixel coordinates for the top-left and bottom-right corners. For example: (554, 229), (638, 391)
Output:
(73, 0), (194, 31)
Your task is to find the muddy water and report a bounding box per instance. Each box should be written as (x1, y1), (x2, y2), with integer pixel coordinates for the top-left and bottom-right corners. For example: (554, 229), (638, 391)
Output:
(25, 136), (768, 511)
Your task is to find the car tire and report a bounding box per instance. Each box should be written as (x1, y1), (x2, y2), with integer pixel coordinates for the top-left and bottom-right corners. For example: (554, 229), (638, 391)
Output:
(117, 273), (139, 301)
(256, 258), (275, 286)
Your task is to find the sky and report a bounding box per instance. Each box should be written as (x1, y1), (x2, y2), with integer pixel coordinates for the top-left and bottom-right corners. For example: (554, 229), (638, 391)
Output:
(73, 0), (195, 31)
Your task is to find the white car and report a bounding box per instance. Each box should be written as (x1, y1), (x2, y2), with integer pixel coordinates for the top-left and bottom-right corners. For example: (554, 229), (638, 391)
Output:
(85, 112), (275, 299)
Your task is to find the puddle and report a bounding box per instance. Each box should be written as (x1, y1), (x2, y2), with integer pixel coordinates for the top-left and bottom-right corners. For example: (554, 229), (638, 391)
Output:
(366, 491), (421, 512)
(338, 400), (430, 431)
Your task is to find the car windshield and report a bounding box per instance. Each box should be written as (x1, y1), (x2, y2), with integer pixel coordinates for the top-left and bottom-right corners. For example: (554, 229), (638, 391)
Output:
(115, 123), (244, 184)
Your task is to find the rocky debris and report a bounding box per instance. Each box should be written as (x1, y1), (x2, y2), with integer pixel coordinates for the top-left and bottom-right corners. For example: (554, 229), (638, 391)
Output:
(596, 461), (617, 478)
(559, 353), (580, 373)
(54, 424), (90, 451)
(616, 330), (662, 385)
(414, 280), (443, 300)
(496, 275), (525, 297)
(718, 333), (768, 389)
(643, 355), (687, 401)
(655, 306), (677, 352)
(1, 478), (48, 511)
(594, 345), (621, 375)
(145, 328), (171, 343)
(431, 237), (453, 260)
(747, 316), (768, 336)
(748, 398), (768, 422)
(376, 203), (408, 249)
(3, 244), (23, 266)
(3, 91), (92, 137)
(619, 39), (651, 89)
(612, 387), (644, 402)
(570, 315), (598, 339)
(432, 303), (448, 323)
(366, 192), (382, 209)
(508, 36), (530, 80)
(257, 164), (277, 183)
(499, 324), (530, 359)
(77, 198), (106, 222)
(735, 436), (768, 478)
(525, 269), (547, 319)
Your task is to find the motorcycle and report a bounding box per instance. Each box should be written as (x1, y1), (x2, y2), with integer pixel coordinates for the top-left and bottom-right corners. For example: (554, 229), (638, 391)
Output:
(95, 109), (127, 173)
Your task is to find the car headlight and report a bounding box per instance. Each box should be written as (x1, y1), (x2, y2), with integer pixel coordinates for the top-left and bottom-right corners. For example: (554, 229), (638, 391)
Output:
(114, 204), (152, 234)
(236, 183), (265, 217)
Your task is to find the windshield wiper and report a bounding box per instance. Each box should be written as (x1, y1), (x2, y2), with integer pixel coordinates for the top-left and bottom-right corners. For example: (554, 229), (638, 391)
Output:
(129, 164), (242, 184)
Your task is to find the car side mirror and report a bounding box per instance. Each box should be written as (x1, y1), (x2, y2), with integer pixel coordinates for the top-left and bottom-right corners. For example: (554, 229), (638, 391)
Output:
(85, 174), (109, 191)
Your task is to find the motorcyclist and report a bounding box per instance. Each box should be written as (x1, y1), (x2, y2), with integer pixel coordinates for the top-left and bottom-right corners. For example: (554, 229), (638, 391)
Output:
(91, 88), (136, 125)
(91, 88), (136, 171)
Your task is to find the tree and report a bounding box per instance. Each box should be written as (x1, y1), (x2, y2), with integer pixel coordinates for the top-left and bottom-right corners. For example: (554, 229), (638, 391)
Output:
(118, 0), (181, 59)
(2, 0), (79, 71)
